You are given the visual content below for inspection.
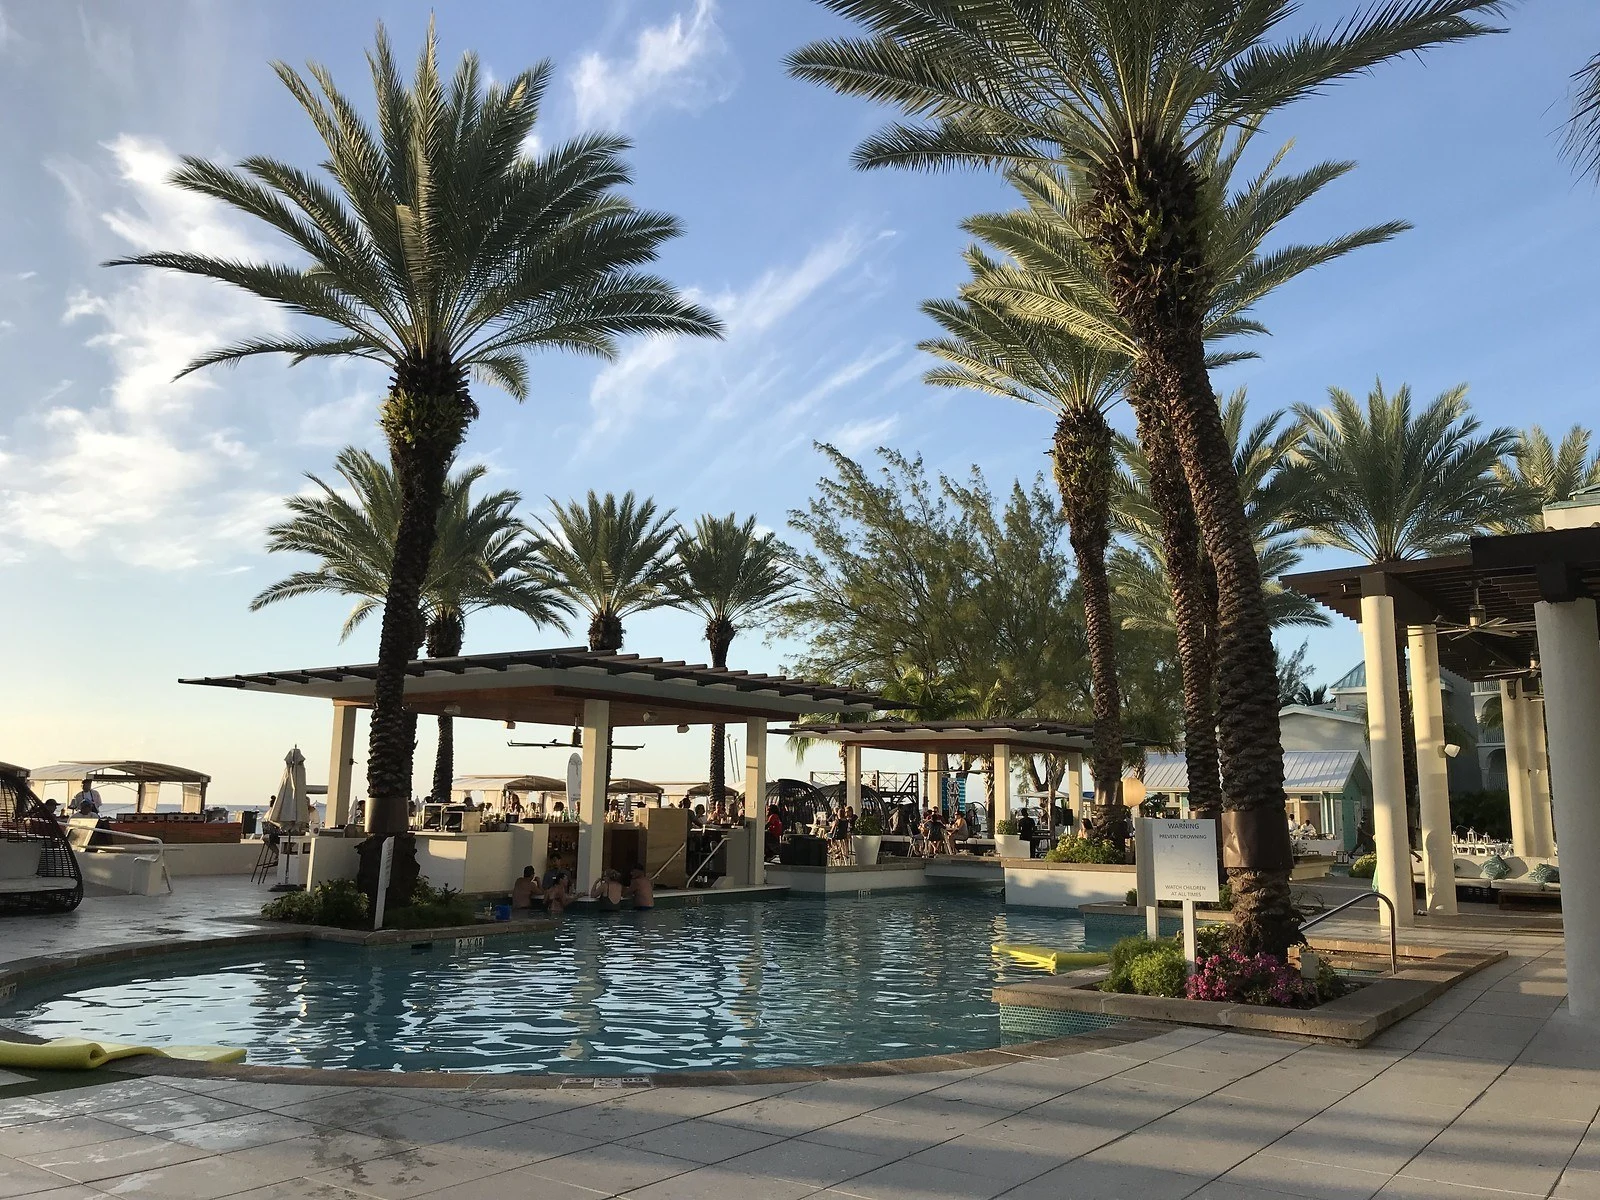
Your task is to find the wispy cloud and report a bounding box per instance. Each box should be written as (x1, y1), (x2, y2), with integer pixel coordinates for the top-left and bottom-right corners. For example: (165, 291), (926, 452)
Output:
(832, 414), (901, 455)
(0, 134), (340, 569)
(570, 0), (736, 130)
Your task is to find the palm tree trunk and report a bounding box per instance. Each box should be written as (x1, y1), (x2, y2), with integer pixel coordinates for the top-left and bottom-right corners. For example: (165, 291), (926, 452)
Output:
(426, 610), (466, 806)
(1137, 408), (1222, 829)
(358, 359), (474, 912)
(589, 610), (624, 655)
(1052, 406), (1123, 849)
(707, 618), (736, 810)
(1089, 147), (1294, 957)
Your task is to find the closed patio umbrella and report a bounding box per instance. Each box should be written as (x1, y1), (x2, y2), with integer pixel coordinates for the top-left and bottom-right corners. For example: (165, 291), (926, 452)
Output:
(266, 747), (310, 829)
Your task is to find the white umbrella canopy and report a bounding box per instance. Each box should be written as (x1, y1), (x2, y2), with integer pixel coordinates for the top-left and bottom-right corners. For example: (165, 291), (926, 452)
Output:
(267, 747), (310, 829)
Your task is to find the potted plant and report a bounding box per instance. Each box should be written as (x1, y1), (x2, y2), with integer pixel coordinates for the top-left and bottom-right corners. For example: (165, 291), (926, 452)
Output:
(853, 811), (883, 866)
(994, 817), (1029, 860)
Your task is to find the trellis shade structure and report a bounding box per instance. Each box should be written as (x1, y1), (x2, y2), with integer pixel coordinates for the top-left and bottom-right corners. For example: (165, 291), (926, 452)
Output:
(182, 646), (882, 728)
(28, 760), (211, 814)
(182, 646), (886, 894)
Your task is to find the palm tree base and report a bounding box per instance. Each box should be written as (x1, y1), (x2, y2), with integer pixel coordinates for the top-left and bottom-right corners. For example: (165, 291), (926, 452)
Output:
(356, 832), (420, 919)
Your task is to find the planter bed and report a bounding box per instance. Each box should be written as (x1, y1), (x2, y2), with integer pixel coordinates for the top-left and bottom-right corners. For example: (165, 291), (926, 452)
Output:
(993, 939), (1505, 1046)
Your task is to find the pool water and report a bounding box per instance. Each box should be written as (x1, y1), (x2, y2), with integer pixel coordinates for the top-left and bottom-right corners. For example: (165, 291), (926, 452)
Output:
(7, 892), (1109, 1075)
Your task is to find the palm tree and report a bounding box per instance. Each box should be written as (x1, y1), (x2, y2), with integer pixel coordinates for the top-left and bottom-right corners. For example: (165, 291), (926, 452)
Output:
(673, 514), (795, 809)
(1491, 425), (1600, 531)
(1565, 50), (1600, 180)
(930, 145), (1398, 843)
(536, 491), (680, 653)
(251, 447), (573, 804)
(1291, 380), (1524, 836)
(789, 1), (1504, 954)
(920, 300), (1129, 819)
(109, 24), (721, 868)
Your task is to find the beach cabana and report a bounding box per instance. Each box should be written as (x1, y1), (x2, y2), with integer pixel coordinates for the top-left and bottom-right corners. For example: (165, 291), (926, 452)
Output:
(28, 760), (211, 813)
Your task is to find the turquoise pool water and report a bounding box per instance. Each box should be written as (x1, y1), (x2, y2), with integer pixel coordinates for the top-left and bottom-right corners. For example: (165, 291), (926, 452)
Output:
(7, 892), (1113, 1075)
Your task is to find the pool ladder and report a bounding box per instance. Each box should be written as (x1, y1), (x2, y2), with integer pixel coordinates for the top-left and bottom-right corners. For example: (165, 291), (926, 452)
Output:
(1299, 891), (1401, 975)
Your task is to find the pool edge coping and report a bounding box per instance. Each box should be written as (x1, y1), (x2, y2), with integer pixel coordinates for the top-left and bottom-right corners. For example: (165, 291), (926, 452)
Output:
(0, 918), (1175, 1089)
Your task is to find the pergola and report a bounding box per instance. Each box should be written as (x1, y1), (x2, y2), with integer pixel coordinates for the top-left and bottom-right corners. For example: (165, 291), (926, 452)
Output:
(28, 760), (211, 812)
(1282, 513), (1600, 1022)
(182, 645), (882, 891)
(773, 719), (1100, 821)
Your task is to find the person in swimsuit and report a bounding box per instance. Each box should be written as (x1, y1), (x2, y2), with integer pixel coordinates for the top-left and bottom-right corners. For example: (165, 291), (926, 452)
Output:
(510, 865), (542, 910)
(544, 870), (571, 915)
(626, 865), (654, 909)
(590, 869), (626, 910)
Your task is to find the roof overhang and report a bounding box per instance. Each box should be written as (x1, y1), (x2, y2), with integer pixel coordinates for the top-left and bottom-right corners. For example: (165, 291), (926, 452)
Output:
(772, 719), (1108, 755)
(27, 760), (212, 785)
(181, 646), (885, 728)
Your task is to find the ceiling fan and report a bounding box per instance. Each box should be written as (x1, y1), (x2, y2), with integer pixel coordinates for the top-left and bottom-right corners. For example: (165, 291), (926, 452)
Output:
(1437, 586), (1537, 639)
(507, 727), (645, 751)
(1482, 655), (1541, 683)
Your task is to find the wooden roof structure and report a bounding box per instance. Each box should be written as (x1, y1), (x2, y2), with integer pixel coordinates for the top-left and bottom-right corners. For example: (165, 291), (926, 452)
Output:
(182, 646), (885, 728)
(773, 719), (1103, 755)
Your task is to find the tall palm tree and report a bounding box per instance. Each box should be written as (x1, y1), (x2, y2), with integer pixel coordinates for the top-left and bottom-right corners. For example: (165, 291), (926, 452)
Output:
(945, 145), (1394, 833)
(536, 491), (680, 653)
(109, 24), (721, 869)
(673, 514), (795, 809)
(251, 447), (573, 804)
(920, 299), (1129, 819)
(1491, 425), (1600, 532)
(1291, 380), (1524, 836)
(790, 0), (1503, 954)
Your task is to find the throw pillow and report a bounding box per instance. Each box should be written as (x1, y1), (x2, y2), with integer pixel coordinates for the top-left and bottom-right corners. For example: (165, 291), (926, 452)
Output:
(1480, 854), (1510, 881)
(1528, 863), (1559, 886)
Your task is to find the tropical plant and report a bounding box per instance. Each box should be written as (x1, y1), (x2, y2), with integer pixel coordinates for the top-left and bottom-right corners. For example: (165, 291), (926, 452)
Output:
(673, 514), (795, 808)
(788, 0), (1502, 956)
(921, 301), (1128, 812)
(1291, 380), (1524, 835)
(918, 139), (1405, 895)
(253, 448), (573, 803)
(1565, 50), (1600, 180)
(109, 24), (721, 872)
(535, 491), (681, 653)
(1490, 425), (1600, 532)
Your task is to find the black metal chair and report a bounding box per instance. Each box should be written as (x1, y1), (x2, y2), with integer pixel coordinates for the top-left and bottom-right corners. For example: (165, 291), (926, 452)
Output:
(0, 766), (84, 914)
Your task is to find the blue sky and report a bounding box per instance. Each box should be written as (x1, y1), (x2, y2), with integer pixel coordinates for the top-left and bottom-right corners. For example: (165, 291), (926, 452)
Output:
(1, 1), (1597, 808)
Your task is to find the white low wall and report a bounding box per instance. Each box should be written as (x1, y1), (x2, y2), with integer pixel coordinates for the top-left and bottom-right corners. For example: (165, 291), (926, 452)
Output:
(1005, 861), (1137, 909)
(766, 862), (928, 894)
(306, 828), (546, 895)
(76, 850), (168, 895)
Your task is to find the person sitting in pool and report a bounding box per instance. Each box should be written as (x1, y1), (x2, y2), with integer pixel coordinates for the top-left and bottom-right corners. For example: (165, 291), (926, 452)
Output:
(510, 865), (542, 910)
(543, 870), (572, 915)
(625, 864), (654, 909)
(590, 869), (627, 910)
(946, 810), (969, 855)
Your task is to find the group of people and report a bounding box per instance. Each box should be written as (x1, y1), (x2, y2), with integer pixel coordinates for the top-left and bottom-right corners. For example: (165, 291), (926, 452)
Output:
(509, 861), (654, 916)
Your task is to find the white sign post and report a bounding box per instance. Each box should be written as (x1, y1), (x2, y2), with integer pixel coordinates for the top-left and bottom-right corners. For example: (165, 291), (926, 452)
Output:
(1138, 819), (1220, 970)
(566, 753), (583, 818)
(372, 836), (395, 931)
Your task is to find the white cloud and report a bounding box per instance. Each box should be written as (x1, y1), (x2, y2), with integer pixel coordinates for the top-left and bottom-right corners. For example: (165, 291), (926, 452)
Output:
(583, 227), (875, 443)
(832, 414), (901, 455)
(570, 0), (735, 130)
(0, 134), (319, 568)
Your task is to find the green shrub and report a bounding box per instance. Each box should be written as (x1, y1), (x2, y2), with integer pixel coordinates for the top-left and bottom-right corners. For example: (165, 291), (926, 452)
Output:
(1349, 854), (1377, 880)
(1125, 889), (1138, 906)
(261, 879), (370, 929)
(996, 817), (1021, 836)
(1450, 789), (1512, 841)
(854, 811), (883, 836)
(1128, 944), (1188, 997)
(1102, 935), (1171, 993)
(1044, 836), (1123, 865)
(384, 880), (476, 930)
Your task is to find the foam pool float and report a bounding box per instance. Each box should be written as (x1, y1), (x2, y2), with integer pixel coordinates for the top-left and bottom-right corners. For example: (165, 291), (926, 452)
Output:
(991, 943), (1110, 973)
(0, 1037), (245, 1070)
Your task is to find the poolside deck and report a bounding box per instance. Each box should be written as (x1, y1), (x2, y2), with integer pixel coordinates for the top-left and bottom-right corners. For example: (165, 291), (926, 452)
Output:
(1, 876), (1596, 1200)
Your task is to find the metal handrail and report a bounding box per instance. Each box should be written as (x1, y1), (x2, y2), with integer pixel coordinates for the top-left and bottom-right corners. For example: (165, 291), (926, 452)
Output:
(1300, 891), (1400, 975)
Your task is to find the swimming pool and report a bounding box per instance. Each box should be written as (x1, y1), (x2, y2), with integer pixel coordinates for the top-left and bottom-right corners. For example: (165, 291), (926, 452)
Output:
(6, 892), (1116, 1075)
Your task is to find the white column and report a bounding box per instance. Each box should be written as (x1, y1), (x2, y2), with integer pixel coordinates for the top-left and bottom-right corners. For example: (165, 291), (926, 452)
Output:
(576, 699), (611, 894)
(1065, 752), (1084, 825)
(326, 703), (358, 827)
(1534, 596), (1600, 1020)
(745, 719), (768, 885)
(1361, 593), (1414, 927)
(1501, 681), (1536, 857)
(844, 743), (862, 811)
(923, 752), (943, 813)
(1408, 625), (1457, 916)
(1527, 700), (1556, 857)
(993, 742), (1012, 827)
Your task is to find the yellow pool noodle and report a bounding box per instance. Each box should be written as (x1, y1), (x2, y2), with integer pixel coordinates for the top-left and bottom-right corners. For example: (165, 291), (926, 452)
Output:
(0, 1037), (245, 1070)
(991, 943), (1110, 973)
